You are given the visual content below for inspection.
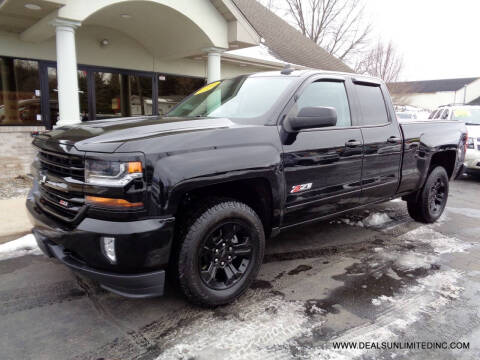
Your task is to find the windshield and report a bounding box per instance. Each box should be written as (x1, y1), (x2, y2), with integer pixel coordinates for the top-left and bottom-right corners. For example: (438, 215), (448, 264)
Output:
(166, 76), (294, 119)
(452, 108), (480, 125)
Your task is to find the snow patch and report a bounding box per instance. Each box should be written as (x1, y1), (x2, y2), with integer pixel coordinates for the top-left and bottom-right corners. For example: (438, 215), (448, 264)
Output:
(306, 270), (463, 359)
(0, 234), (40, 260)
(447, 207), (480, 219)
(156, 295), (310, 360)
(403, 227), (471, 254)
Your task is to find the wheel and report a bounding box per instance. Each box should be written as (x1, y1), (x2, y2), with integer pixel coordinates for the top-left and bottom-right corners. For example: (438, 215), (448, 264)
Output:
(407, 166), (449, 223)
(176, 199), (265, 307)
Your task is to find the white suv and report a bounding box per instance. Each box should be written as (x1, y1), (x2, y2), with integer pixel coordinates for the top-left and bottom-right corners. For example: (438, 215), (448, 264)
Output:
(429, 105), (480, 177)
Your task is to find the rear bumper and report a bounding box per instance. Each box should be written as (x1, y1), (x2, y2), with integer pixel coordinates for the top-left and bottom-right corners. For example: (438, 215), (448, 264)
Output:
(35, 233), (166, 298)
(27, 194), (175, 298)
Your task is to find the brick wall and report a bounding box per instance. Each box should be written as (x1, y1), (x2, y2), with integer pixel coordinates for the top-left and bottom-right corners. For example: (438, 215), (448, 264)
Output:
(0, 126), (44, 180)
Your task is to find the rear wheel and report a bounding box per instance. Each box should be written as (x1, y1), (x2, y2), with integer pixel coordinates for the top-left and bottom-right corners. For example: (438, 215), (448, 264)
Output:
(407, 166), (449, 223)
(176, 199), (265, 307)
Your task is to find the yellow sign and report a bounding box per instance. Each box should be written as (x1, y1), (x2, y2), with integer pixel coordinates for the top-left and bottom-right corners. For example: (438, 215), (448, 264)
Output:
(194, 81), (220, 95)
(454, 109), (470, 118)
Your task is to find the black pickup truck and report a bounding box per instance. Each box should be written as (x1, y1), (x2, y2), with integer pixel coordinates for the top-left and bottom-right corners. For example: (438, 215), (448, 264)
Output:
(27, 70), (467, 306)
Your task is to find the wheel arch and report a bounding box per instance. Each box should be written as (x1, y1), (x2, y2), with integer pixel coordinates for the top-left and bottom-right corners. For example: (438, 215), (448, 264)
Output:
(169, 175), (280, 238)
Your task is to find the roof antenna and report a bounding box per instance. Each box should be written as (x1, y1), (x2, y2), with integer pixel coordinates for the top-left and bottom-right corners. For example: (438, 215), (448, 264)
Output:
(281, 63), (294, 75)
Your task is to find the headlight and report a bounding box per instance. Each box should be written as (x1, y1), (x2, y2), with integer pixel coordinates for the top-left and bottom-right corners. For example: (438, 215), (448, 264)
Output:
(85, 159), (143, 186)
(467, 137), (474, 149)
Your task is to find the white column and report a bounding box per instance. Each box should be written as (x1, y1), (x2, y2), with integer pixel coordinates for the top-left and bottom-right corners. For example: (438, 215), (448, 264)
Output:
(51, 18), (81, 126)
(205, 48), (224, 83)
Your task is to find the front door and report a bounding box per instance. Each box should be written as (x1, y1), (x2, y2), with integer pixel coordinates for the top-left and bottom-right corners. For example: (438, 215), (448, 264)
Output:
(281, 78), (364, 226)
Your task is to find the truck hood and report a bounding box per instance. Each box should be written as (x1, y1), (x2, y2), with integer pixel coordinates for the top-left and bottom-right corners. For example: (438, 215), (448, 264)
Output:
(35, 116), (236, 152)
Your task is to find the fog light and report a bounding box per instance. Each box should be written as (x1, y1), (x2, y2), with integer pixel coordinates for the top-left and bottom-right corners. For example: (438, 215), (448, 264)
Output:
(101, 237), (116, 264)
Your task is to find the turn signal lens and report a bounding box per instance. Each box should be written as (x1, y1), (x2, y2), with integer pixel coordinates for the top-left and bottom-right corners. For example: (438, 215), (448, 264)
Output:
(128, 161), (142, 173)
(86, 195), (143, 209)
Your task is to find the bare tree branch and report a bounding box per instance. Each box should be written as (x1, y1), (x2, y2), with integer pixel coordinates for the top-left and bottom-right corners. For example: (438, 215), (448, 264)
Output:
(278, 0), (371, 62)
(354, 40), (404, 82)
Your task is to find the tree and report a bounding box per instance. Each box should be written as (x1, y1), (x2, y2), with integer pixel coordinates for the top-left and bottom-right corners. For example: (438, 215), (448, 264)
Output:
(267, 0), (371, 62)
(354, 40), (403, 82)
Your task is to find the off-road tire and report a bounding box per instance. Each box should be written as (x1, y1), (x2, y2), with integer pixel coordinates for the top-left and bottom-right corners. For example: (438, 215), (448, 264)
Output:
(407, 166), (449, 223)
(176, 198), (265, 307)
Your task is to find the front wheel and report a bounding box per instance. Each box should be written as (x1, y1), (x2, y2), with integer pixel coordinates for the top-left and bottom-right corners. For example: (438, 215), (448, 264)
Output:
(407, 166), (449, 223)
(176, 199), (265, 307)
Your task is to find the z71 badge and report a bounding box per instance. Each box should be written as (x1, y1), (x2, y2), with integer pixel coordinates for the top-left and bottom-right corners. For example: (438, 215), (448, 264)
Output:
(290, 183), (312, 193)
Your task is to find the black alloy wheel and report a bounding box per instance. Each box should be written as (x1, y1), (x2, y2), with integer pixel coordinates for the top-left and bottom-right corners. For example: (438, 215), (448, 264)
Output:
(407, 166), (449, 223)
(428, 176), (447, 217)
(176, 199), (265, 307)
(199, 221), (253, 290)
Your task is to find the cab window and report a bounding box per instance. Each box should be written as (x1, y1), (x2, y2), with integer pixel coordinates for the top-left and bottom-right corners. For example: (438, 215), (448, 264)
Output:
(355, 84), (390, 126)
(293, 81), (352, 127)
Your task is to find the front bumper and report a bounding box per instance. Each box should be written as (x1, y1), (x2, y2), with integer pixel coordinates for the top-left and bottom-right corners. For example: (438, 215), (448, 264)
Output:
(27, 195), (175, 298)
(464, 149), (480, 172)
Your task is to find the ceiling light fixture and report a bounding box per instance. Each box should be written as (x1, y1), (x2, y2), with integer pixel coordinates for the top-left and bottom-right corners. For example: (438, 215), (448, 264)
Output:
(100, 39), (110, 47)
(25, 3), (41, 10)
(120, 14), (131, 19)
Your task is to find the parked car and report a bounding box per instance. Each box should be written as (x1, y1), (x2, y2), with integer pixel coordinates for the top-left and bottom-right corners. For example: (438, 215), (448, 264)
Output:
(396, 111), (418, 121)
(429, 105), (480, 177)
(27, 70), (467, 306)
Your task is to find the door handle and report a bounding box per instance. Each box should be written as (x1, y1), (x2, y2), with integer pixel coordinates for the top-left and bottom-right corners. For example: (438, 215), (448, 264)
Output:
(387, 136), (401, 143)
(345, 139), (361, 147)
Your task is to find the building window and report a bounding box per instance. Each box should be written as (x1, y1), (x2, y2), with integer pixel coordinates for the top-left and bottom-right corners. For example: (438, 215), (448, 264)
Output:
(0, 56), (206, 127)
(157, 74), (205, 115)
(95, 72), (153, 119)
(0, 57), (42, 126)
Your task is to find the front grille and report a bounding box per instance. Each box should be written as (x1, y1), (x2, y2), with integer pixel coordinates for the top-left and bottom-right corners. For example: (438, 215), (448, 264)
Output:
(38, 149), (84, 181)
(39, 186), (85, 222)
(36, 149), (86, 223)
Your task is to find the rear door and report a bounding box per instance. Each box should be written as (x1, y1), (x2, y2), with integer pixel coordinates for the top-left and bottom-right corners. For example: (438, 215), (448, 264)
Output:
(352, 80), (402, 204)
(281, 76), (364, 226)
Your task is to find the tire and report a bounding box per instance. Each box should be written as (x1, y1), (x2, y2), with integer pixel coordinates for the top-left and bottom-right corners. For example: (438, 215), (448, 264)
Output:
(176, 199), (265, 307)
(407, 166), (449, 223)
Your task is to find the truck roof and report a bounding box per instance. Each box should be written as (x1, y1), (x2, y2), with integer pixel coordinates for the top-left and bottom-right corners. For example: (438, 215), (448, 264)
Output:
(247, 69), (385, 85)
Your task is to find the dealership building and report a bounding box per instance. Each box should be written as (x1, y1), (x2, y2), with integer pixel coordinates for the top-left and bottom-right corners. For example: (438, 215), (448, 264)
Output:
(0, 0), (350, 179)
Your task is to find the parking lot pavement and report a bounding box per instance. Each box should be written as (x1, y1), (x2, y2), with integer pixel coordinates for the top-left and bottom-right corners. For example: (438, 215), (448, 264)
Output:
(1, 177), (480, 360)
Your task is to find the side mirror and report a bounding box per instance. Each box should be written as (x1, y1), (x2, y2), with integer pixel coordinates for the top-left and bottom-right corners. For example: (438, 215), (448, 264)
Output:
(284, 106), (337, 133)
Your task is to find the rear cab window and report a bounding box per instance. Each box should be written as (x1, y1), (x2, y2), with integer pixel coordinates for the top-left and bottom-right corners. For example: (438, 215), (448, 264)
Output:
(354, 84), (390, 126)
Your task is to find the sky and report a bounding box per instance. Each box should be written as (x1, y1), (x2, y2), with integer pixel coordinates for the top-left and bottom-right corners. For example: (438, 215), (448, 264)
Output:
(365, 0), (480, 81)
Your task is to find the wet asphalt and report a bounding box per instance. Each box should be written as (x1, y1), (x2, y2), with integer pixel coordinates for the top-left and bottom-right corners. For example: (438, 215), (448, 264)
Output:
(1, 176), (480, 360)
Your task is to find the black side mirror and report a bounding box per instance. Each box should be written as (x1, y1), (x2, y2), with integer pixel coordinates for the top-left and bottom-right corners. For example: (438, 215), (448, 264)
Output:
(284, 106), (337, 133)
(280, 106), (337, 145)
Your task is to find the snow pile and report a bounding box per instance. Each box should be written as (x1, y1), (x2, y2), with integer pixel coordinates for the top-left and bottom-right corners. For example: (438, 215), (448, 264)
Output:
(0, 234), (40, 260)
(362, 212), (392, 227)
(156, 295), (310, 360)
(338, 212), (392, 228)
(338, 218), (364, 227)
